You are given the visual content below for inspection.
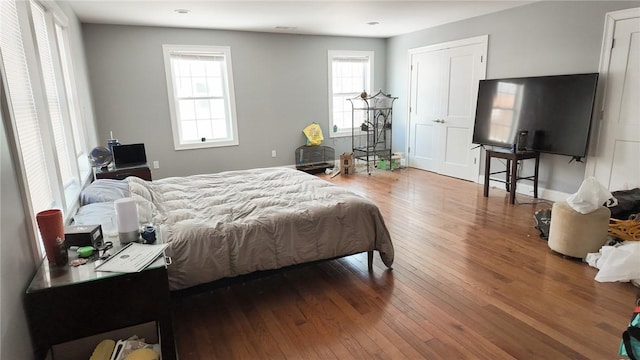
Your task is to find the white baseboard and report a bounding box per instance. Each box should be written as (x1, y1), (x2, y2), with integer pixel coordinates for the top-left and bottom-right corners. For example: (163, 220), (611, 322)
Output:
(477, 176), (571, 203)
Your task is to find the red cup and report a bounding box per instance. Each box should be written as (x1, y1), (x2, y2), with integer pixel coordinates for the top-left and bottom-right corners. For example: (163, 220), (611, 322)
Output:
(36, 209), (67, 266)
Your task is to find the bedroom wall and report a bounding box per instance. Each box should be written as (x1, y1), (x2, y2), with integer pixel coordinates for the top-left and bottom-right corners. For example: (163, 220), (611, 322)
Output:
(1, 1), (97, 358)
(0, 106), (35, 360)
(387, 1), (640, 195)
(82, 25), (386, 179)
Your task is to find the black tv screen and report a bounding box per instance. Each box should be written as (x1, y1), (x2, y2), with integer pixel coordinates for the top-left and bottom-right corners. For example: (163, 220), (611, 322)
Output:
(113, 143), (147, 168)
(472, 73), (599, 158)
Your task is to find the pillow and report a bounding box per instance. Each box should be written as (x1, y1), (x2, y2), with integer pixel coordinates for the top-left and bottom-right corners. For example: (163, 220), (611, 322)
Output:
(80, 179), (129, 205)
(73, 202), (118, 236)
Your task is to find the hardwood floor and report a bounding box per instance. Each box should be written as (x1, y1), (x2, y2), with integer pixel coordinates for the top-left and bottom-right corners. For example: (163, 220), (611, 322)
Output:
(171, 167), (637, 359)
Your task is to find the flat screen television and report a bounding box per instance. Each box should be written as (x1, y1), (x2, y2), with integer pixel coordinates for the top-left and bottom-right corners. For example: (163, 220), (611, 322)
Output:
(472, 73), (599, 158)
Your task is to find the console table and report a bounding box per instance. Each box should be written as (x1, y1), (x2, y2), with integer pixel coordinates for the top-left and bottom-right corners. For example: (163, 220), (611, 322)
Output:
(24, 238), (176, 359)
(483, 149), (539, 204)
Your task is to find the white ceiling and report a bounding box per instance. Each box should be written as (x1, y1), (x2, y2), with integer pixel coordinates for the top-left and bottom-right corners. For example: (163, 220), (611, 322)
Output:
(65, 1), (533, 38)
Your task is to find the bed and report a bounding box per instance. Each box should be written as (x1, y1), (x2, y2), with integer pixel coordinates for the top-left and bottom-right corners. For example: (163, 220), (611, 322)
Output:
(75, 167), (394, 290)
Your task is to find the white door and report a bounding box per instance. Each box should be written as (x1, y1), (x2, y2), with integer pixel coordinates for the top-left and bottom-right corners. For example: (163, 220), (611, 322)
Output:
(438, 43), (486, 180)
(588, 10), (640, 191)
(408, 50), (443, 171)
(408, 36), (487, 182)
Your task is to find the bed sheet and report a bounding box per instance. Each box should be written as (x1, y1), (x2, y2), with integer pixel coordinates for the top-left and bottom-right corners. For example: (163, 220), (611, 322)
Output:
(128, 167), (394, 290)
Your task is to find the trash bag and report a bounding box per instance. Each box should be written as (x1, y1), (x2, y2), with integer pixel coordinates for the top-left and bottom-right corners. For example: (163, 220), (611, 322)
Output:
(611, 188), (640, 220)
(566, 176), (617, 214)
(303, 123), (324, 146)
(533, 208), (552, 240)
(592, 242), (640, 282)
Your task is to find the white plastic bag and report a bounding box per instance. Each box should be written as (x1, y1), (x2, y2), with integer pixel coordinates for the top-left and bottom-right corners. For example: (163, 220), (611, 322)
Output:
(593, 242), (640, 282)
(566, 176), (617, 214)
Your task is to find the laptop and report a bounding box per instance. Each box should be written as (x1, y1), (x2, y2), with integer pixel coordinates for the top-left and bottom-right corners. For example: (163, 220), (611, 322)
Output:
(112, 143), (147, 168)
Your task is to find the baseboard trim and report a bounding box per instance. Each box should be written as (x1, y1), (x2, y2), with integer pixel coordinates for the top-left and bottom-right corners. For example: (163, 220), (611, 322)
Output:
(477, 176), (571, 203)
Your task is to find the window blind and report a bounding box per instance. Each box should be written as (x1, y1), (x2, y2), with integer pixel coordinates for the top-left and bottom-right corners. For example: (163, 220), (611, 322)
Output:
(31, 1), (74, 187)
(0, 0), (54, 221)
(55, 25), (81, 155)
(54, 23), (90, 179)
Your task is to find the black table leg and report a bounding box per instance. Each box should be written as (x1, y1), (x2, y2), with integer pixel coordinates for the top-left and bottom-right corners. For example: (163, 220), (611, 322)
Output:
(484, 150), (490, 197)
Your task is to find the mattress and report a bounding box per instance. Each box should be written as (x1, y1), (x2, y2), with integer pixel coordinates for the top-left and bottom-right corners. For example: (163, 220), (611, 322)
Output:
(79, 167), (394, 290)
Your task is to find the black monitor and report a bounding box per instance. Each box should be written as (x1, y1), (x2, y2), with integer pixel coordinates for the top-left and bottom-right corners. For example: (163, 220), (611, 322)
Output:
(472, 73), (599, 158)
(112, 143), (147, 168)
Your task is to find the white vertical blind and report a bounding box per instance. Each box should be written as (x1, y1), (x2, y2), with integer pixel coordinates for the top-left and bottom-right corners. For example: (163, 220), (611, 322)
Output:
(30, 1), (74, 187)
(0, 0), (54, 221)
(55, 22), (87, 167)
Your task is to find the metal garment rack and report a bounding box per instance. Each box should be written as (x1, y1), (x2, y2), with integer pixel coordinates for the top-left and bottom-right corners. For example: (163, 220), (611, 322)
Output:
(347, 90), (397, 174)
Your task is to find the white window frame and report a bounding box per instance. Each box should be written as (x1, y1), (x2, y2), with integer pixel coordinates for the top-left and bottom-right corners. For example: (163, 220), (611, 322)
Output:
(162, 44), (239, 150)
(328, 50), (374, 138)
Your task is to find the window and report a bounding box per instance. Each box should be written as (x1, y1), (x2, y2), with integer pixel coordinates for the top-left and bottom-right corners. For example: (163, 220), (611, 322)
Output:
(163, 45), (239, 150)
(30, 1), (79, 203)
(0, 0), (89, 257)
(328, 50), (373, 137)
(1, 0), (55, 255)
(54, 22), (91, 181)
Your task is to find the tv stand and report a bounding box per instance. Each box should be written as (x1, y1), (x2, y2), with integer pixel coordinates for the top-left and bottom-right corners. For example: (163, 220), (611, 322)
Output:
(483, 148), (539, 204)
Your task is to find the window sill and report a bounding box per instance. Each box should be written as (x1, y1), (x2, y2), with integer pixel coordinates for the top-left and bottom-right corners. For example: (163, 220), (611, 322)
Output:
(330, 130), (369, 138)
(174, 140), (239, 151)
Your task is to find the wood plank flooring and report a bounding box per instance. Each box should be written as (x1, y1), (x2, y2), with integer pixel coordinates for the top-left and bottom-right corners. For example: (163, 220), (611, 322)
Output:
(171, 168), (637, 359)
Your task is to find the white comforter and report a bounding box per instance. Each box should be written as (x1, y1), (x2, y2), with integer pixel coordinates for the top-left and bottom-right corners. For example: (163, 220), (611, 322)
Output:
(127, 167), (394, 290)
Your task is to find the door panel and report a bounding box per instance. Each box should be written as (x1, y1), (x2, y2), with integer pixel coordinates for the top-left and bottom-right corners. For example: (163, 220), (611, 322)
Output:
(447, 54), (474, 117)
(408, 51), (443, 172)
(593, 17), (640, 190)
(610, 141), (640, 191)
(439, 43), (485, 181)
(412, 123), (438, 169)
(444, 127), (470, 166)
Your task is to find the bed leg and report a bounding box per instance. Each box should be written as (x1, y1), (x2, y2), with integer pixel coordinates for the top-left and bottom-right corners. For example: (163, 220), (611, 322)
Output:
(367, 251), (374, 272)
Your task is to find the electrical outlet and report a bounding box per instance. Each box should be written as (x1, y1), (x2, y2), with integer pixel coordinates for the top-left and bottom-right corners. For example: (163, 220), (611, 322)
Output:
(153, 161), (160, 169)
(271, 150), (277, 158)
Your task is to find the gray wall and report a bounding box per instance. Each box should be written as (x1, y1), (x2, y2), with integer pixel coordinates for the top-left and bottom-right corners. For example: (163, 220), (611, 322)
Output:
(0, 105), (35, 359)
(83, 25), (386, 179)
(387, 1), (640, 194)
(0, 1), (98, 358)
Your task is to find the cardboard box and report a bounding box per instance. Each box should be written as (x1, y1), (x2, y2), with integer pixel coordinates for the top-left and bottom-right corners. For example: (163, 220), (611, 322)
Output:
(391, 154), (401, 170)
(340, 152), (354, 176)
(64, 224), (103, 248)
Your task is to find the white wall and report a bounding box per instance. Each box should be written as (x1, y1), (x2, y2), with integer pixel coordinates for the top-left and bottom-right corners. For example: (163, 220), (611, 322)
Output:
(82, 25), (386, 179)
(387, 0), (640, 194)
(0, 1), (98, 358)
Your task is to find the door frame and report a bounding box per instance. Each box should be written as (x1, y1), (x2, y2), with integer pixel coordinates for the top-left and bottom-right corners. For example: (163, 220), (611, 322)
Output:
(585, 7), (640, 179)
(406, 35), (488, 182)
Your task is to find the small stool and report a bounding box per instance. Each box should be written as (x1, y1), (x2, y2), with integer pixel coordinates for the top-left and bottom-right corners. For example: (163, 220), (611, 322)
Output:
(547, 201), (610, 259)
